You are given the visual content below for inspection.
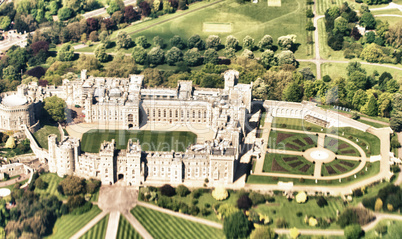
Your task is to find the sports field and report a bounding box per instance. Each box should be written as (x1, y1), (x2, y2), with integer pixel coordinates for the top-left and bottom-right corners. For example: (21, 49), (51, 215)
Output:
(116, 215), (142, 239)
(47, 206), (102, 239)
(131, 206), (224, 239)
(34, 173), (66, 200)
(80, 214), (109, 239)
(81, 130), (197, 153)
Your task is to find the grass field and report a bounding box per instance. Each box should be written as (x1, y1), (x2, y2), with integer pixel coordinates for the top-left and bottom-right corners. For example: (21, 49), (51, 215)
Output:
(268, 130), (318, 151)
(247, 161), (380, 185)
(376, 16), (402, 26)
(131, 206), (224, 239)
(324, 136), (360, 156)
(317, 18), (347, 61)
(80, 214), (109, 239)
(79, 0), (310, 59)
(316, 0), (355, 15)
(47, 206), (102, 239)
(34, 173), (66, 200)
(33, 125), (61, 149)
(334, 127), (380, 156)
(357, 119), (388, 128)
(116, 215), (143, 239)
(321, 62), (402, 79)
(363, 220), (402, 238)
(254, 196), (345, 229)
(321, 159), (359, 176)
(262, 153), (315, 175)
(272, 117), (324, 132)
(373, 8), (402, 15)
(81, 129), (197, 153)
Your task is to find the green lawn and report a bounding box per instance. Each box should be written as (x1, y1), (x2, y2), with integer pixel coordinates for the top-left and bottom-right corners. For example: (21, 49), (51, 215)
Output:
(376, 16), (402, 26)
(116, 215), (143, 239)
(80, 214), (109, 239)
(262, 153), (315, 175)
(316, 0), (356, 15)
(318, 18), (346, 61)
(131, 206), (224, 239)
(268, 130), (318, 151)
(363, 220), (402, 238)
(46, 206), (102, 239)
(33, 125), (61, 149)
(34, 173), (66, 200)
(324, 136), (360, 156)
(334, 127), (380, 156)
(373, 8), (402, 15)
(357, 119), (388, 128)
(321, 62), (402, 79)
(272, 117), (324, 132)
(81, 129), (197, 153)
(298, 61), (317, 76)
(254, 196), (345, 229)
(79, 0), (310, 59)
(321, 159), (359, 176)
(247, 161), (380, 185)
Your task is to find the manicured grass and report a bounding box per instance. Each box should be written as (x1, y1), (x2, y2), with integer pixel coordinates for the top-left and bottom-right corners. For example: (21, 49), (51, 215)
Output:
(254, 196), (345, 229)
(247, 161), (380, 185)
(131, 206), (224, 239)
(316, 0), (355, 15)
(321, 159), (359, 176)
(80, 0), (310, 59)
(298, 61), (317, 76)
(33, 125), (61, 149)
(321, 62), (402, 79)
(80, 214), (109, 239)
(47, 205), (102, 239)
(81, 129), (197, 153)
(268, 130), (318, 151)
(363, 220), (402, 238)
(357, 119), (388, 128)
(34, 173), (66, 200)
(317, 18), (346, 61)
(376, 16), (402, 26)
(262, 153), (315, 175)
(334, 127), (380, 156)
(116, 215), (143, 239)
(324, 136), (360, 156)
(373, 8), (402, 15)
(272, 117), (324, 132)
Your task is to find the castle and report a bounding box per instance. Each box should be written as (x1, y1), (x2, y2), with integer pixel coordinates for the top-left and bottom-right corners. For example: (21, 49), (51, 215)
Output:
(13, 70), (251, 186)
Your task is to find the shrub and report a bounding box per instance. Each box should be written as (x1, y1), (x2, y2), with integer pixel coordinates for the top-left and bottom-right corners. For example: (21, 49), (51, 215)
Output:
(71, 201), (93, 215)
(176, 185), (189, 197)
(192, 199), (198, 205)
(190, 205), (200, 216)
(296, 191), (307, 203)
(212, 187), (228, 201)
(375, 198), (383, 211)
(160, 184), (175, 197)
(276, 217), (288, 228)
(67, 195), (86, 210)
(316, 196), (328, 208)
(375, 221), (387, 235)
(249, 192), (265, 205)
(34, 178), (48, 190)
(353, 188), (363, 197)
(223, 211), (252, 238)
(296, 212), (303, 217)
(204, 203), (210, 208)
(344, 224), (362, 239)
(201, 208), (210, 216)
(237, 195), (252, 210)
(192, 188), (204, 199)
(250, 227), (276, 239)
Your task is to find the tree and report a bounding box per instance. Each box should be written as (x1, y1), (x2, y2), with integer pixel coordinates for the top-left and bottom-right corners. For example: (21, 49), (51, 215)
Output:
(44, 96), (66, 122)
(135, 36), (148, 48)
(258, 35), (274, 50)
(132, 46), (148, 64)
(160, 184), (175, 196)
(203, 48), (219, 64)
(124, 6), (139, 23)
(375, 198), (383, 211)
(5, 137), (15, 149)
(344, 224), (362, 239)
(57, 8), (73, 21)
(333, 17), (349, 35)
(94, 44), (109, 62)
(306, 9), (314, 18)
(224, 48), (236, 59)
(153, 36), (165, 49)
(282, 82), (302, 102)
(223, 211), (251, 239)
(139, 1), (151, 16)
(225, 35), (239, 50)
(391, 112), (402, 132)
(289, 227), (300, 239)
(34, 178), (48, 190)
(362, 95), (378, 116)
(295, 191), (307, 203)
(316, 196), (328, 207)
(206, 35), (221, 50)
(175, 185), (189, 197)
(178, 0), (186, 10)
(107, 0), (124, 15)
(170, 35), (186, 49)
(241, 49), (254, 59)
(116, 31), (133, 49)
(0, 16), (11, 30)
(306, 21), (316, 31)
(237, 195), (252, 210)
(360, 12), (376, 29)
(352, 89), (368, 111)
(166, 47), (183, 65)
(30, 41), (49, 55)
(349, 71), (368, 90)
(260, 49), (277, 69)
(59, 176), (85, 196)
(386, 21), (402, 48)
(187, 34), (205, 50)
(277, 50), (296, 66)
(250, 227), (276, 239)
(58, 44), (74, 61)
(277, 35), (295, 50)
(347, 62), (366, 76)
(243, 35), (254, 50)
(360, 43), (384, 63)
(104, 53), (136, 78)
(147, 47), (165, 65)
(183, 48), (202, 66)
(89, 31), (98, 42)
(86, 179), (101, 194)
(212, 186), (228, 200)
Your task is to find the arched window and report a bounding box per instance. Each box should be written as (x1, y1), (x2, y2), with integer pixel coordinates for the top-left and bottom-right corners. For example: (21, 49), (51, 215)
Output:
(128, 114), (133, 122)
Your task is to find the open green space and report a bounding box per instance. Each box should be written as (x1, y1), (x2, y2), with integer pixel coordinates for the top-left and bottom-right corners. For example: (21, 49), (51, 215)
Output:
(376, 16), (402, 26)
(116, 215), (143, 239)
(321, 62), (402, 79)
(46, 205), (102, 239)
(272, 117), (324, 132)
(316, 0), (355, 15)
(80, 214), (109, 239)
(34, 173), (67, 200)
(334, 127), (380, 156)
(247, 161), (380, 185)
(81, 129), (197, 153)
(321, 159), (360, 176)
(363, 220), (402, 238)
(263, 153), (315, 175)
(373, 8), (402, 15)
(131, 206), (224, 239)
(79, 0), (310, 59)
(33, 125), (61, 149)
(318, 18), (347, 61)
(254, 196), (345, 229)
(324, 136), (360, 156)
(357, 119), (388, 128)
(298, 61), (317, 76)
(268, 130), (318, 151)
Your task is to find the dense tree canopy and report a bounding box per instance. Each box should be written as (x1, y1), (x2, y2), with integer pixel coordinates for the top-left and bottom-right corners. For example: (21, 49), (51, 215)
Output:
(44, 96), (66, 122)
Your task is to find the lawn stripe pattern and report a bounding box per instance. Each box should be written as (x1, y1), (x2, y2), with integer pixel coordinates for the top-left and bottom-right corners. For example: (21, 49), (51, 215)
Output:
(131, 206), (224, 239)
(34, 173), (66, 200)
(116, 215), (142, 239)
(80, 214), (109, 239)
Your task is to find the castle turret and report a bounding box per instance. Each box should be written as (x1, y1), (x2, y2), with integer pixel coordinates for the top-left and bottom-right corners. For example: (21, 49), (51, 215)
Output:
(99, 140), (116, 185)
(48, 134), (58, 173)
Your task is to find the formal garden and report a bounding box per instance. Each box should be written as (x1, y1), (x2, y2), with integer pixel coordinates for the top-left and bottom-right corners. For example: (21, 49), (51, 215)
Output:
(321, 159), (360, 176)
(324, 136), (360, 156)
(268, 130), (318, 152)
(262, 154), (315, 176)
